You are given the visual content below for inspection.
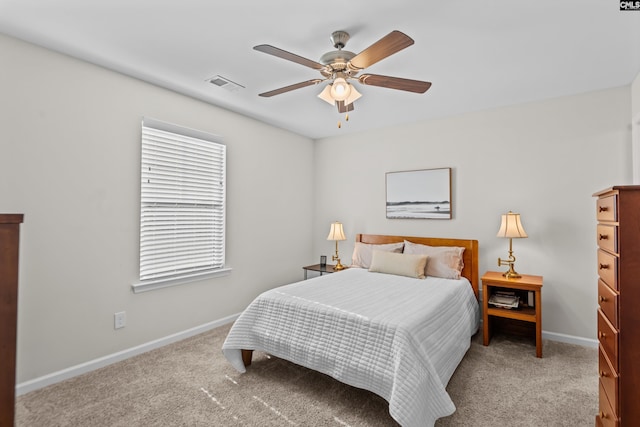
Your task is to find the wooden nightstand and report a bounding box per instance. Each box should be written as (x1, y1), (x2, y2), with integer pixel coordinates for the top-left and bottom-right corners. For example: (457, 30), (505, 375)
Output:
(482, 271), (543, 357)
(302, 264), (347, 280)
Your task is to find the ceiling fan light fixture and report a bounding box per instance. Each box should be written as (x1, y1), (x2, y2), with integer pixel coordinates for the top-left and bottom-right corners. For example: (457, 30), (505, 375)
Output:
(318, 84), (335, 105)
(330, 77), (351, 101)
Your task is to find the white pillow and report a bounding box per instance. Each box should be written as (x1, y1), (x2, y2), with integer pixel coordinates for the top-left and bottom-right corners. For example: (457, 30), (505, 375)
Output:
(403, 240), (465, 279)
(369, 251), (428, 279)
(351, 242), (404, 269)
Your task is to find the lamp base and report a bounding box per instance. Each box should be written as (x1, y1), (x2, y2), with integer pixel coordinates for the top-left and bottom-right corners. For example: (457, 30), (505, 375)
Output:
(333, 259), (345, 270)
(501, 264), (521, 279)
(498, 249), (522, 279)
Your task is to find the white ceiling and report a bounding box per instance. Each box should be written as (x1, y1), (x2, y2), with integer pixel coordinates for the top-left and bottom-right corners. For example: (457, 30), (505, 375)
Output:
(1, 0), (639, 139)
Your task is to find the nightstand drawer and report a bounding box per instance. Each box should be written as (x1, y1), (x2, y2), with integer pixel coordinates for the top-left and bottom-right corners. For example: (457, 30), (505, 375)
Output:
(596, 194), (617, 222)
(597, 224), (618, 253)
(597, 309), (618, 372)
(597, 250), (618, 291)
(599, 345), (618, 416)
(598, 279), (618, 329)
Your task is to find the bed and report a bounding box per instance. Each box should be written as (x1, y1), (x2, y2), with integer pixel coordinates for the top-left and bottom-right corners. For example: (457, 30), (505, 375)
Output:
(222, 234), (480, 427)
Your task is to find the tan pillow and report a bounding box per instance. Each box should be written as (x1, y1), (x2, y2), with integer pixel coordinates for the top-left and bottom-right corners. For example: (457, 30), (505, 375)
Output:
(369, 251), (428, 279)
(351, 242), (404, 268)
(403, 240), (465, 279)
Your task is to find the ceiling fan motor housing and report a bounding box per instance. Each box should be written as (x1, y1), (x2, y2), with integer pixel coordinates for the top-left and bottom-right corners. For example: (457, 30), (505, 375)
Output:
(319, 31), (359, 78)
(320, 50), (356, 74)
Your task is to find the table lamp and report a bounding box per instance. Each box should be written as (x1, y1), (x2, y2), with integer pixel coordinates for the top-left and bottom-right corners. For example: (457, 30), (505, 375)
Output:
(327, 221), (346, 270)
(497, 211), (528, 279)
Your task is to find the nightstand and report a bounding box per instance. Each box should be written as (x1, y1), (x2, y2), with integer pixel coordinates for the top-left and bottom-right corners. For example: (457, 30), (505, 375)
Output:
(482, 271), (543, 357)
(302, 264), (346, 280)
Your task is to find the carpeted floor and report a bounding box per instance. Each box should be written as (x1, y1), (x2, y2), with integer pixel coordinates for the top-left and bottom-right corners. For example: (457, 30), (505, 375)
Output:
(15, 323), (597, 426)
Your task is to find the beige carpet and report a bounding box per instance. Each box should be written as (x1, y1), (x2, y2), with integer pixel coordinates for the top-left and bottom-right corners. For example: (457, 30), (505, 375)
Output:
(16, 323), (597, 426)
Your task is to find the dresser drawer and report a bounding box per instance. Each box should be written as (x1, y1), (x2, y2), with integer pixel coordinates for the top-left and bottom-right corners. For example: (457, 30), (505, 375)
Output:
(597, 279), (618, 328)
(597, 224), (618, 253)
(596, 195), (617, 222)
(597, 309), (618, 372)
(599, 345), (618, 416)
(597, 250), (618, 291)
(598, 380), (619, 427)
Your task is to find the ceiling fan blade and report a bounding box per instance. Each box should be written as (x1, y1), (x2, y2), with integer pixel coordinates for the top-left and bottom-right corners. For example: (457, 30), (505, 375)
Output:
(254, 44), (325, 70)
(348, 31), (414, 71)
(258, 79), (322, 97)
(358, 74), (432, 93)
(336, 100), (355, 113)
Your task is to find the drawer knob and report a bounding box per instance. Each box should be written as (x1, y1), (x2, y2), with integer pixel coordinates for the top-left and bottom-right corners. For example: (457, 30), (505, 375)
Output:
(599, 263), (609, 270)
(599, 206), (609, 212)
(599, 411), (607, 419)
(599, 234), (609, 240)
(598, 295), (607, 303)
(600, 370), (608, 377)
(598, 331), (606, 339)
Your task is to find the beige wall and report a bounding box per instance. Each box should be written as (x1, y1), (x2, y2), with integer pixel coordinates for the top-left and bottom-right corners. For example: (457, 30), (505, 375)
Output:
(0, 34), (314, 384)
(633, 71), (640, 118)
(313, 87), (632, 341)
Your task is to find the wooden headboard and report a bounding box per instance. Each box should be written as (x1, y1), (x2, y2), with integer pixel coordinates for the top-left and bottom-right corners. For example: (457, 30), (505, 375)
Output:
(356, 234), (479, 299)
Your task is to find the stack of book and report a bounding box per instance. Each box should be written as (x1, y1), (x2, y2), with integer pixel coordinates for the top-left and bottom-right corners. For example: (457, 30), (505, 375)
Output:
(488, 291), (520, 309)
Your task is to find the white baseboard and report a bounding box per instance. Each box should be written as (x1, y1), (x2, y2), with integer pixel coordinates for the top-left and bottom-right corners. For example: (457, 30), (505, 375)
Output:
(16, 313), (240, 396)
(542, 330), (598, 348)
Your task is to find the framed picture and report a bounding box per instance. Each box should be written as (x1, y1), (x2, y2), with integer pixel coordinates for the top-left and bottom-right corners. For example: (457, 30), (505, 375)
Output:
(386, 167), (452, 219)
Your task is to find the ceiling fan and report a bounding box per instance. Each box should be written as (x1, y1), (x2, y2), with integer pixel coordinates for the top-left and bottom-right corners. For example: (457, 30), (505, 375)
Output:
(254, 30), (432, 116)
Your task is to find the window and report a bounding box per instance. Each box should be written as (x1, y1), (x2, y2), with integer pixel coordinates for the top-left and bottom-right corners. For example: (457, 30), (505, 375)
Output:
(133, 118), (228, 293)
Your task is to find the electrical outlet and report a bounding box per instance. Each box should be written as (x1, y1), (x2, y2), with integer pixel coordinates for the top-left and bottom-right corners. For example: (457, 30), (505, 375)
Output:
(114, 311), (126, 329)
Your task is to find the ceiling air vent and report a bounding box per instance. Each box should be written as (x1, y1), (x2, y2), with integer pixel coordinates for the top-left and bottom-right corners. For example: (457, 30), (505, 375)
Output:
(207, 75), (245, 92)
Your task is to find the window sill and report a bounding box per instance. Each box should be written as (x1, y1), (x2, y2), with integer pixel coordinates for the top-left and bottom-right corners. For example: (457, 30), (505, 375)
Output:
(131, 267), (232, 294)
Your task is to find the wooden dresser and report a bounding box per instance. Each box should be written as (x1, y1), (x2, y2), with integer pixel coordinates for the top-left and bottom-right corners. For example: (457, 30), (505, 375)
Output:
(593, 187), (640, 426)
(1, 214), (23, 427)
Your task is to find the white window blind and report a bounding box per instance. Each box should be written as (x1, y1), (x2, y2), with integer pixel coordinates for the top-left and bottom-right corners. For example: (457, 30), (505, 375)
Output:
(139, 118), (226, 285)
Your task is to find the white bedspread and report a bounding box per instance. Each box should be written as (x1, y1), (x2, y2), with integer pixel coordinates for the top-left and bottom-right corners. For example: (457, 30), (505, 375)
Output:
(222, 268), (479, 427)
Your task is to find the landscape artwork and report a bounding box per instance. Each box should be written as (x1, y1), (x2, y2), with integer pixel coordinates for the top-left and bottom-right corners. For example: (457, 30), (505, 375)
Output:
(386, 168), (452, 219)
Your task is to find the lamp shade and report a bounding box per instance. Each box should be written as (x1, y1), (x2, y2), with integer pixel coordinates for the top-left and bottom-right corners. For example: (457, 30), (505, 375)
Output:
(327, 221), (346, 241)
(343, 84), (362, 106)
(497, 211), (528, 238)
(318, 84), (335, 105)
